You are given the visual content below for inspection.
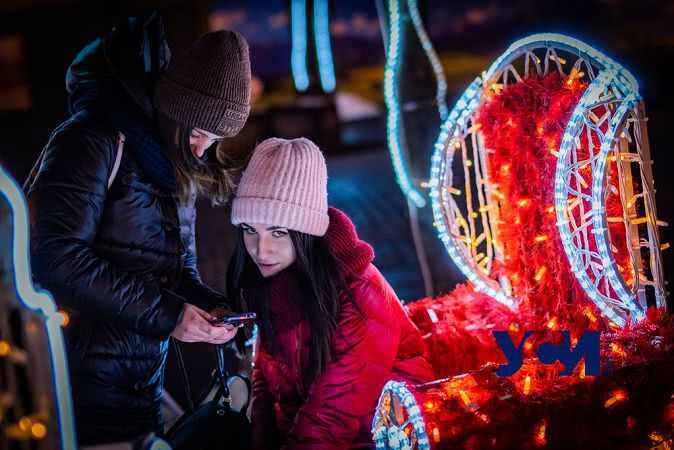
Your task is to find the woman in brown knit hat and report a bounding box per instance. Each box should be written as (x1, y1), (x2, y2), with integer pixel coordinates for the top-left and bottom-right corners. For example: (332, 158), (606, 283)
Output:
(25, 13), (251, 445)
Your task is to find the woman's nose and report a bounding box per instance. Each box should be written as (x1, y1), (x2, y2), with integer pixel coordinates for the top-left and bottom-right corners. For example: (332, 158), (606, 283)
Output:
(257, 234), (274, 258)
(191, 137), (214, 158)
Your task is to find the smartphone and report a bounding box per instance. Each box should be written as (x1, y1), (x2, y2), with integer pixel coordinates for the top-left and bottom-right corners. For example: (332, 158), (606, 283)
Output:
(209, 312), (257, 327)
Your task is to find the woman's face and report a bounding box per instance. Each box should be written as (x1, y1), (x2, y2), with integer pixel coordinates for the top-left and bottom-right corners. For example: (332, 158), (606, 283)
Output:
(189, 128), (224, 158)
(241, 222), (296, 278)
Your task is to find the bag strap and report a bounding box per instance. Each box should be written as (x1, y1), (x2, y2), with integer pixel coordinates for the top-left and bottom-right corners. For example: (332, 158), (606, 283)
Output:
(214, 344), (231, 404)
(171, 337), (196, 413)
(24, 130), (124, 195)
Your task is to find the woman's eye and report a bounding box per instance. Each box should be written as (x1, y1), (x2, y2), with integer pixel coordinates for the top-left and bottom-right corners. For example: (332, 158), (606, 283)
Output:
(272, 230), (287, 238)
(243, 227), (256, 235)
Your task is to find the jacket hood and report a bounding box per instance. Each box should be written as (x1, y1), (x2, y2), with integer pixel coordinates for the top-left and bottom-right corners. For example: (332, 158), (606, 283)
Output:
(324, 207), (375, 280)
(66, 11), (171, 118)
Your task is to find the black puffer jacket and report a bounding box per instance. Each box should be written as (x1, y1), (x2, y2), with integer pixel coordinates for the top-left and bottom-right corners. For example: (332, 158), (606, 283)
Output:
(25, 14), (226, 442)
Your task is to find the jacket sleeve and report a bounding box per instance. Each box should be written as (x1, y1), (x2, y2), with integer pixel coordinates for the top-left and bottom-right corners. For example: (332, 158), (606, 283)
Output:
(27, 127), (185, 340)
(284, 279), (401, 449)
(175, 208), (228, 312)
(251, 339), (280, 450)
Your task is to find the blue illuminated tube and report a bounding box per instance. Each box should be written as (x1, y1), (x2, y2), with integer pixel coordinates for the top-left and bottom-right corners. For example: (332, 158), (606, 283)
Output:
(384, 0), (427, 208)
(0, 165), (76, 450)
(291, 0), (310, 92)
(313, 0), (336, 93)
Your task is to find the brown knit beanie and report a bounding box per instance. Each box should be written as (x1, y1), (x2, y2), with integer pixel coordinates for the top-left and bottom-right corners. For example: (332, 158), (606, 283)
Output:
(153, 30), (251, 137)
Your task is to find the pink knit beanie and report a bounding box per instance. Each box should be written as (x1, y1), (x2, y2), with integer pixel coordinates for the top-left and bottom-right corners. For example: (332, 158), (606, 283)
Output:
(231, 137), (329, 236)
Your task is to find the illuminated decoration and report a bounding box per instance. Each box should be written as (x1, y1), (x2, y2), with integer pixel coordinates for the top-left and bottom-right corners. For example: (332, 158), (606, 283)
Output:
(384, 0), (449, 207)
(372, 381), (430, 450)
(429, 33), (666, 324)
(0, 164), (76, 449)
(375, 32), (668, 448)
(291, 0), (336, 93)
(291, 0), (309, 92)
(313, 0), (336, 93)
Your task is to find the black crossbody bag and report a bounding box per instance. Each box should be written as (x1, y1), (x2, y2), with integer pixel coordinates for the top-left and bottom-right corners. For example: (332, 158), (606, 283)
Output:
(166, 340), (252, 450)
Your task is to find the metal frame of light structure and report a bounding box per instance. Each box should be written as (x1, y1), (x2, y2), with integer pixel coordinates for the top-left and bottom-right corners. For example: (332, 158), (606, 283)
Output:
(406, 0), (448, 120)
(384, 0), (426, 208)
(291, 0), (310, 92)
(313, 0), (336, 93)
(372, 381), (430, 450)
(0, 165), (76, 450)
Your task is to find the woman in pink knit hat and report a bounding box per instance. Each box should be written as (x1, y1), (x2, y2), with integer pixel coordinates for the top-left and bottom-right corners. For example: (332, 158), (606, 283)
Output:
(227, 137), (434, 449)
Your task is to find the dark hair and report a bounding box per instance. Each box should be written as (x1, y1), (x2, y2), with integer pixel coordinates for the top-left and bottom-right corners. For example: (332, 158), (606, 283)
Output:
(157, 113), (242, 206)
(226, 227), (343, 387)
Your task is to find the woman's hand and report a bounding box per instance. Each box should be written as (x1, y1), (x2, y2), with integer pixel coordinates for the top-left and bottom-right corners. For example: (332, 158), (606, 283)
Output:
(171, 303), (238, 344)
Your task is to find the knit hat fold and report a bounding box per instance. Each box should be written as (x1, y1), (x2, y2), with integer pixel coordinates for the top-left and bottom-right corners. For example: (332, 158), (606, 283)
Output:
(153, 30), (251, 137)
(232, 138), (329, 236)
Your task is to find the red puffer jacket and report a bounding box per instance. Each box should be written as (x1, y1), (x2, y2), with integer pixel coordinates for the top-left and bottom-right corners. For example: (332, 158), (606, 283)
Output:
(251, 207), (434, 449)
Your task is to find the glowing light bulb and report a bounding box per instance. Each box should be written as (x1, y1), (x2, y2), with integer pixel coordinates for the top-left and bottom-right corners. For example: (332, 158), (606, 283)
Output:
(0, 341), (10, 357)
(605, 390), (628, 408)
(31, 422), (47, 440)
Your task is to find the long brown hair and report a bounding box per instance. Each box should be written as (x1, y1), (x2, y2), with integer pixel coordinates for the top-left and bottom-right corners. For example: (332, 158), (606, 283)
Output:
(158, 113), (241, 205)
(226, 228), (345, 388)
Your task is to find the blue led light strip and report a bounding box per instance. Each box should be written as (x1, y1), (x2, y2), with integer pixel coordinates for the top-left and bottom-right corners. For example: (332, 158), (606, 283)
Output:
(406, 0), (448, 120)
(0, 165), (76, 450)
(313, 0), (336, 93)
(372, 381), (430, 450)
(291, 0), (310, 92)
(384, 0), (426, 207)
